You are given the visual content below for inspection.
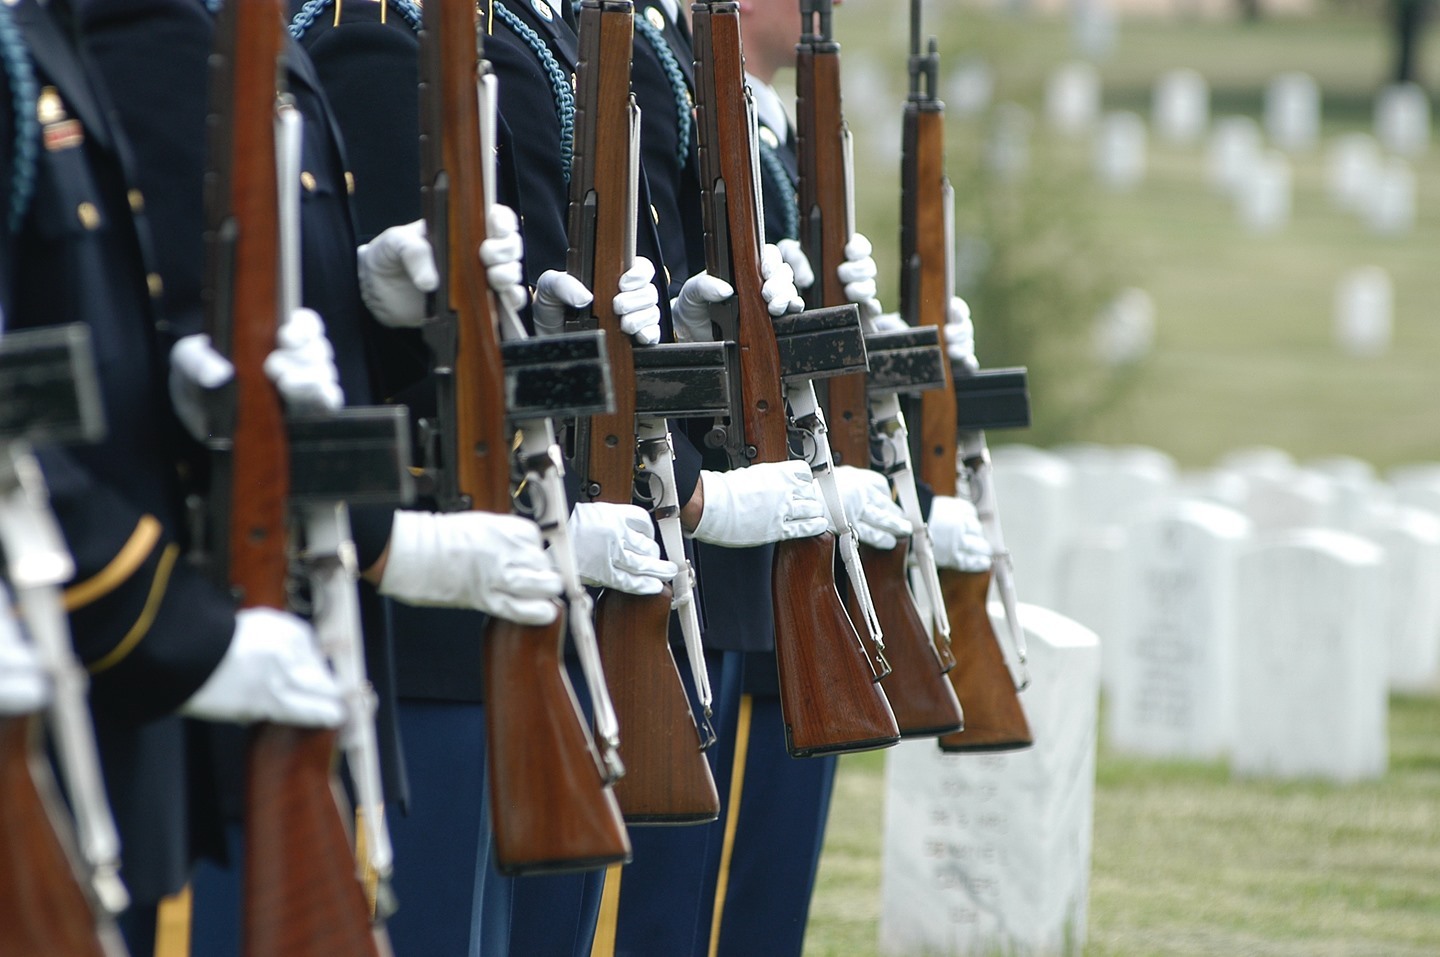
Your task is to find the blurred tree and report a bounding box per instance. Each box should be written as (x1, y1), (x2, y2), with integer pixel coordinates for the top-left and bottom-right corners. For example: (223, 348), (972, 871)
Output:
(1392, 0), (1435, 83)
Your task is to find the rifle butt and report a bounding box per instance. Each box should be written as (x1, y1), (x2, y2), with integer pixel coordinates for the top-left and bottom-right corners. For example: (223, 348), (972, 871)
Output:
(596, 587), (720, 825)
(773, 534), (900, 758)
(483, 610), (631, 874)
(242, 724), (384, 957)
(853, 541), (964, 739)
(0, 716), (117, 957)
(935, 568), (1033, 752)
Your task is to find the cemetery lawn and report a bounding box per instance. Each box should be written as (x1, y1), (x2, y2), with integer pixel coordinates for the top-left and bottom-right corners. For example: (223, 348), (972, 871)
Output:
(803, 691), (1440, 956)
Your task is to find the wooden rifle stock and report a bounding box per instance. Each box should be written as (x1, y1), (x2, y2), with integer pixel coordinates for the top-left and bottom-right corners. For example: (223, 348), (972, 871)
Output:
(419, 0), (629, 872)
(795, 0), (962, 739)
(203, 6), (385, 954)
(0, 717), (117, 957)
(569, 0), (717, 826)
(691, 1), (897, 757)
(902, 4), (1031, 752)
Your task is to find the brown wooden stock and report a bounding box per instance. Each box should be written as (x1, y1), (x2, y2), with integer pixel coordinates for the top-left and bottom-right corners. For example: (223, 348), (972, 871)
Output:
(483, 610), (632, 873)
(597, 588), (720, 824)
(0, 717), (111, 957)
(935, 569), (1032, 751)
(572, 0), (718, 824)
(853, 542), (963, 738)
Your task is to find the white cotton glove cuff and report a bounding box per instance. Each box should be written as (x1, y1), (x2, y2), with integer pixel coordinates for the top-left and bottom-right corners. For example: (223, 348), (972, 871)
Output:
(759, 243), (803, 316)
(614, 256), (662, 345)
(532, 270), (594, 337)
(378, 510), (562, 625)
(929, 494), (993, 572)
(690, 461), (828, 547)
(568, 502), (678, 595)
(0, 590), (48, 715)
(179, 607), (344, 727)
(169, 333), (235, 441)
(671, 271), (734, 343)
(479, 204), (529, 313)
(264, 308), (345, 414)
(357, 218), (439, 328)
(831, 465), (913, 550)
(775, 238), (814, 291)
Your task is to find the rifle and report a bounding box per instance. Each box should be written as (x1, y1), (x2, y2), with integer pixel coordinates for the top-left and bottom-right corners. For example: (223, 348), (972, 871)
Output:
(418, 0), (630, 874)
(566, 0), (718, 825)
(902, 0), (1032, 752)
(794, 0), (962, 739)
(0, 325), (127, 957)
(200, 4), (395, 953)
(691, 0), (898, 758)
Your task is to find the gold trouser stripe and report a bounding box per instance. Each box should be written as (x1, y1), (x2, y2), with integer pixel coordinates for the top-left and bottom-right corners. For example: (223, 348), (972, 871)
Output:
(588, 863), (625, 957)
(155, 884), (192, 957)
(62, 515), (163, 612)
(87, 542), (180, 675)
(706, 693), (754, 957)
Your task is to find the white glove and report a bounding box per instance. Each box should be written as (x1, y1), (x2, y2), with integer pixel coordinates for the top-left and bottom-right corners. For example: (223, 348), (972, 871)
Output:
(0, 589), (48, 715)
(831, 465), (913, 551)
(928, 495), (992, 573)
(168, 308), (343, 442)
(691, 460), (828, 547)
(775, 238), (814, 291)
(759, 243), (804, 317)
(569, 502), (678, 595)
(377, 510), (562, 625)
(613, 256), (662, 345)
(532, 269), (593, 337)
(179, 607), (344, 727)
(479, 204), (529, 313)
(945, 296), (978, 371)
(866, 312), (908, 334)
(670, 271), (733, 343)
(357, 218), (439, 328)
(837, 232), (879, 307)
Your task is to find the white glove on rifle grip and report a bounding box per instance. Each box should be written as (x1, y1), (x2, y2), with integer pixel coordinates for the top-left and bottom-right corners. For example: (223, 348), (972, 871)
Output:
(775, 238), (814, 291)
(532, 270), (593, 337)
(568, 502), (678, 595)
(478, 205), (528, 313)
(690, 461), (828, 547)
(180, 607), (345, 728)
(670, 271), (732, 343)
(831, 465), (913, 551)
(945, 296), (979, 370)
(929, 494), (992, 573)
(836, 232), (879, 308)
(356, 218), (439, 328)
(377, 510), (563, 625)
(0, 587), (48, 715)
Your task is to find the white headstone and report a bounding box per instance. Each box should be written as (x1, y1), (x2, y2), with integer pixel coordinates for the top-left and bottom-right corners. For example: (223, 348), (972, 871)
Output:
(1231, 530), (1387, 782)
(1264, 72), (1321, 153)
(990, 445), (1075, 611)
(1357, 504), (1440, 692)
(1365, 157), (1416, 236)
(947, 58), (995, 119)
(879, 604), (1099, 957)
(1108, 500), (1251, 759)
(1333, 266), (1393, 358)
(1216, 445), (1294, 474)
(1094, 111), (1148, 192)
(1092, 287), (1155, 366)
(1236, 150), (1292, 233)
(1044, 61), (1101, 136)
(1152, 68), (1209, 145)
(986, 103), (1033, 180)
(1326, 133), (1382, 212)
(1071, 0), (1116, 60)
(1375, 82), (1430, 157)
(1055, 526), (1126, 696)
(1207, 115), (1262, 196)
(1241, 467), (1338, 531)
(1304, 455), (1387, 533)
(1054, 443), (1176, 533)
(1389, 463), (1440, 517)
(1177, 467), (1250, 511)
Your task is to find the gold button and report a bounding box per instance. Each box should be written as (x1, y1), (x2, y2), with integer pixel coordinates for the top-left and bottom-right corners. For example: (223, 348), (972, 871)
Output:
(650, 204), (660, 225)
(127, 189), (145, 213)
(147, 273), (165, 298)
(344, 171), (356, 194)
(37, 87), (63, 124)
(300, 171), (317, 192)
(76, 202), (100, 230)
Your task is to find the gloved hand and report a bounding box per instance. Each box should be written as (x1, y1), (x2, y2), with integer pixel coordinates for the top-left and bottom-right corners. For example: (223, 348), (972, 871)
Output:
(831, 465), (913, 550)
(169, 308), (344, 442)
(670, 271), (732, 343)
(179, 607), (344, 727)
(944, 296), (978, 371)
(690, 460), (828, 547)
(0, 589), (48, 715)
(357, 218), (438, 328)
(532, 269), (593, 337)
(613, 256), (662, 345)
(479, 204), (529, 313)
(866, 312), (908, 335)
(569, 502), (678, 595)
(775, 238), (815, 291)
(837, 232), (879, 307)
(928, 494), (992, 572)
(759, 243), (804, 316)
(377, 510), (562, 624)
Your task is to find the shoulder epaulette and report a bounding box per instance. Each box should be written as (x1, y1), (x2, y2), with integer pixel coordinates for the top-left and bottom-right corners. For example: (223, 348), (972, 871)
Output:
(0, 2), (38, 234)
(290, 0), (424, 39)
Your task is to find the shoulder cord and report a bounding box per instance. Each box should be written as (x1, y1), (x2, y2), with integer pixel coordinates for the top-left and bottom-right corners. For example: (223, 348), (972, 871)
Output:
(0, 2), (37, 234)
(493, 1), (574, 184)
(632, 9), (690, 170)
(758, 133), (798, 241)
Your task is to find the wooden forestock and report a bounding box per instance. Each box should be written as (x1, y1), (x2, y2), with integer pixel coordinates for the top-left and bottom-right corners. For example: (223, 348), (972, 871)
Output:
(570, 0), (718, 825)
(796, 2), (962, 739)
(902, 17), (1031, 752)
(204, 6), (385, 955)
(419, 0), (629, 873)
(691, 1), (897, 757)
